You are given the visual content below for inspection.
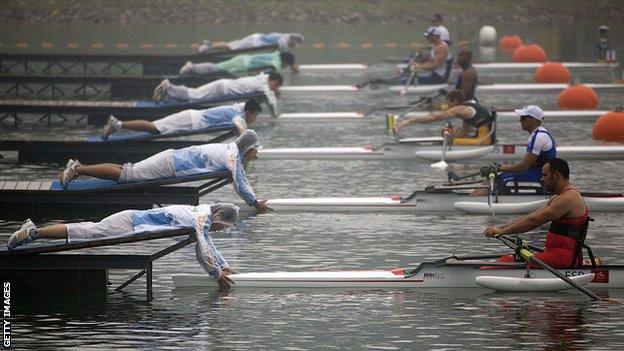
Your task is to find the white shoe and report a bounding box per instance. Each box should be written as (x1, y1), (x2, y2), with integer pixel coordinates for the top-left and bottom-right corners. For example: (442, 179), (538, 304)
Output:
(198, 40), (212, 53)
(7, 219), (37, 250)
(153, 79), (170, 102)
(101, 115), (119, 140)
(179, 61), (193, 75)
(59, 159), (81, 189)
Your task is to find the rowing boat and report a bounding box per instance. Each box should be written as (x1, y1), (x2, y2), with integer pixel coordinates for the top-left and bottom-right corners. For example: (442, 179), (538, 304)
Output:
(267, 110), (608, 123)
(396, 62), (619, 72)
(404, 110), (610, 123)
(300, 62), (617, 73)
(258, 139), (624, 161)
(172, 259), (624, 289)
(389, 83), (624, 95)
(237, 189), (624, 214)
(298, 64), (368, 70)
(472, 62), (619, 71)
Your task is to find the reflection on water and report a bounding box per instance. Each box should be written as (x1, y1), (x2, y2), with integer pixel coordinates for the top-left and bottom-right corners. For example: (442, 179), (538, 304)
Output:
(2, 19), (624, 350)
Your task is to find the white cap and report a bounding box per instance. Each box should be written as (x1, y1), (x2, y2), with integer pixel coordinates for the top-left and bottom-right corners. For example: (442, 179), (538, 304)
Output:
(423, 26), (442, 38)
(514, 105), (544, 121)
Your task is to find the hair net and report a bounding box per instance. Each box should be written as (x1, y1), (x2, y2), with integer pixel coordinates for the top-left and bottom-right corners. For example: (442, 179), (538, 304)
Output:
(236, 129), (262, 155)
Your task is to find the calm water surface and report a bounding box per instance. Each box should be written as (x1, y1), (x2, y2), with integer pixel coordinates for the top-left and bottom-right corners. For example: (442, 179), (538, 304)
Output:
(1, 19), (624, 350)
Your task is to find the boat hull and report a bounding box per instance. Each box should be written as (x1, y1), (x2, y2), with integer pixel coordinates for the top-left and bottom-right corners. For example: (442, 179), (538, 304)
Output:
(172, 265), (623, 289)
(390, 83), (624, 95)
(258, 144), (624, 161)
(239, 193), (624, 214)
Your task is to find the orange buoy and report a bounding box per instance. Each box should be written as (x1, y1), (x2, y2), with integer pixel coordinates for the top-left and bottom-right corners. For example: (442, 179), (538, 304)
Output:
(499, 35), (523, 53)
(557, 85), (599, 110)
(513, 44), (547, 62)
(592, 112), (624, 143)
(534, 62), (571, 83)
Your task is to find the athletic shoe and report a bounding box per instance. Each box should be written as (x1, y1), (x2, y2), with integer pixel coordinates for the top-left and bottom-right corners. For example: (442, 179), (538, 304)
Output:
(152, 79), (169, 102)
(179, 61), (193, 75)
(7, 219), (37, 250)
(198, 40), (212, 53)
(101, 115), (119, 140)
(59, 159), (81, 189)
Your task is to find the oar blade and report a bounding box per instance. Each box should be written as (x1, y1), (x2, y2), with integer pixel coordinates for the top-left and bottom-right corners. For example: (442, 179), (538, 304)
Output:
(431, 160), (448, 169)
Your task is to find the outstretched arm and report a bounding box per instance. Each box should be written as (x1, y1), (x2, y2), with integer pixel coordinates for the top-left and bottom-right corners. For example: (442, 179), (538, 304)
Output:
(395, 105), (471, 130)
(225, 155), (258, 207)
(501, 153), (538, 173)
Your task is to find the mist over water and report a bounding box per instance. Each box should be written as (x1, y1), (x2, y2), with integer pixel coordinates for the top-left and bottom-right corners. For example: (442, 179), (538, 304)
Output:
(1, 17), (624, 350)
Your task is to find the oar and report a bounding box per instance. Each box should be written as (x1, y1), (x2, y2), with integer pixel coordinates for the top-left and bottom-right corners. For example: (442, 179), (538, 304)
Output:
(497, 235), (602, 301)
(366, 96), (429, 116)
(401, 67), (417, 96)
(430, 129), (450, 168)
(448, 170), (481, 182)
(487, 172), (496, 216)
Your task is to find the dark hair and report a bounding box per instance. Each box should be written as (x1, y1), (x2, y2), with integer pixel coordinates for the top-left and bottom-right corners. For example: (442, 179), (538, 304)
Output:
(244, 99), (262, 113)
(268, 72), (283, 86)
(433, 13), (443, 21)
(447, 89), (466, 103)
(458, 50), (472, 60)
(279, 52), (295, 66)
(547, 158), (570, 179)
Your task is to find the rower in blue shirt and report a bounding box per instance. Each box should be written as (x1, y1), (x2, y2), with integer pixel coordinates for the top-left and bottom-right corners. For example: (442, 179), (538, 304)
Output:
(499, 105), (557, 183)
(101, 100), (262, 140)
(474, 105), (556, 195)
(59, 129), (270, 213)
(8, 203), (240, 289)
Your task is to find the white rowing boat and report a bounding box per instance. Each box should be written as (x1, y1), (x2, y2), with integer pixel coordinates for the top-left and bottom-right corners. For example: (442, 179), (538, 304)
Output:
(281, 85), (358, 92)
(404, 110), (610, 123)
(389, 83), (624, 95)
(396, 62), (619, 72)
(172, 260), (622, 289)
(238, 190), (624, 214)
(258, 139), (624, 161)
(473, 62), (619, 71)
(275, 112), (365, 121)
(300, 62), (617, 73)
(298, 64), (368, 70)
(261, 110), (608, 124)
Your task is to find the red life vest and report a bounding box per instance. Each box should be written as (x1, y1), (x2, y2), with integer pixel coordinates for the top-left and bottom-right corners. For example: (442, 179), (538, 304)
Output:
(544, 187), (589, 267)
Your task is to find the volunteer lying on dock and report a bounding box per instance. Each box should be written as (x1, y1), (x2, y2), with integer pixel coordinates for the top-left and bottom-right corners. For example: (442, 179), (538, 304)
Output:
(180, 51), (298, 76)
(153, 72), (282, 117)
(8, 203), (240, 289)
(409, 27), (453, 84)
(394, 89), (494, 145)
(473, 105), (556, 195)
(60, 129), (270, 213)
(199, 32), (304, 53)
(101, 100), (262, 140)
(484, 158), (589, 269)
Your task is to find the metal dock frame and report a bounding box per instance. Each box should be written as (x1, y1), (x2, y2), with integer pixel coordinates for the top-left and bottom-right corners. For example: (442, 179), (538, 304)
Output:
(0, 228), (198, 302)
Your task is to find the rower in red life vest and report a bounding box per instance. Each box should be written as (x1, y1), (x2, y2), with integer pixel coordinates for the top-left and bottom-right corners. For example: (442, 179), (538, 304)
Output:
(483, 158), (590, 268)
